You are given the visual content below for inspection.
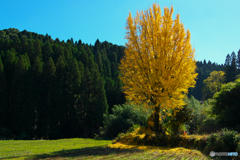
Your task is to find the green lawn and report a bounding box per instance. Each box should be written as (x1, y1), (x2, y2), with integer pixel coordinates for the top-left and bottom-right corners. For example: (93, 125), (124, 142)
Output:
(0, 138), (212, 160)
(0, 138), (112, 159)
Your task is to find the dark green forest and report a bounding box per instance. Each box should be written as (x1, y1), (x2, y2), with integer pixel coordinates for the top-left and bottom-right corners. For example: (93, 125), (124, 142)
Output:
(0, 28), (239, 140)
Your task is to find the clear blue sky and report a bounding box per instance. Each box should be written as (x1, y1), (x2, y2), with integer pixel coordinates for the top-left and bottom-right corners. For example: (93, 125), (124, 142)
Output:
(1, 0), (240, 65)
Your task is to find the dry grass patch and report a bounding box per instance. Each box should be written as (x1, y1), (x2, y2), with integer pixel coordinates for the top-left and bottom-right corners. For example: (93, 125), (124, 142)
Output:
(108, 142), (207, 157)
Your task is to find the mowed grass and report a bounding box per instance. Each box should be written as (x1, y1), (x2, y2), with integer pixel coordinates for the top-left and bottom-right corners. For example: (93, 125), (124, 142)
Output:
(0, 138), (212, 160)
(0, 138), (112, 159)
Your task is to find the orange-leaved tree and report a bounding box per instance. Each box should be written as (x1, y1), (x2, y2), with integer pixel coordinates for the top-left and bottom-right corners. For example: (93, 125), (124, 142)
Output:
(119, 3), (198, 135)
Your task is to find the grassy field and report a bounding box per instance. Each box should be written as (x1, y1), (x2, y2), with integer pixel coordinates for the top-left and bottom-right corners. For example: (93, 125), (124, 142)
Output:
(0, 138), (213, 160)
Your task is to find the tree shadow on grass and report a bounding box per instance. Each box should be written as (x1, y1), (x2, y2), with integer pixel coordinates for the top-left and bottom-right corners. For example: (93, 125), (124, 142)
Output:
(0, 143), (217, 160)
(23, 145), (145, 160)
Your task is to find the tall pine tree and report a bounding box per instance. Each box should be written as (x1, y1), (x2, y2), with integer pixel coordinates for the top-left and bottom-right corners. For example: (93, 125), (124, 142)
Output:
(63, 58), (83, 138)
(31, 56), (44, 139)
(224, 54), (231, 83)
(55, 55), (67, 138)
(11, 55), (33, 137)
(42, 41), (53, 63)
(0, 56), (7, 128)
(230, 51), (237, 81)
(34, 39), (42, 61)
(40, 57), (57, 139)
(236, 49), (240, 74)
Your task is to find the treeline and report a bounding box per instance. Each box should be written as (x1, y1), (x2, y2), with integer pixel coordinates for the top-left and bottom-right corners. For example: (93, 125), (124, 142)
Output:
(188, 60), (224, 101)
(0, 28), (239, 140)
(223, 51), (240, 83)
(188, 50), (240, 101)
(0, 28), (126, 139)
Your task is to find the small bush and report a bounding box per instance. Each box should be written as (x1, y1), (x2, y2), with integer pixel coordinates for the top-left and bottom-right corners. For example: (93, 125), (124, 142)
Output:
(236, 140), (240, 154)
(204, 128), (239, 154)
(185, 96), (214, 135)
(218, 128), (238, 152)
(187, 137), (196, 148)
(198, 117), (224, 134)
(198, 138), (208, 151)
(101, 101), (152, 139)
(208, 133), (218, 144)
(204, 133), (221, 152)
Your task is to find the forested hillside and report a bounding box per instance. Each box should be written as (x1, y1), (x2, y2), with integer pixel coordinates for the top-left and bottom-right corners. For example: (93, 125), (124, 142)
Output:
(0, 28), (126, 139)
(188, 60), (224, 101)
(0, 28), (237, 140)
(189, 50), (240, 101)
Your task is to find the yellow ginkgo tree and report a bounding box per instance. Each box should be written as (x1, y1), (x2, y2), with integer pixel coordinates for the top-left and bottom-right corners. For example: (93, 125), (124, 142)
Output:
(119, 3), (198, 134)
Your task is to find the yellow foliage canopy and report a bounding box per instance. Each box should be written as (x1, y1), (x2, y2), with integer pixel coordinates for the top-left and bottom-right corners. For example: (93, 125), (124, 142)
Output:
(119, 3), (198, 111)
(202, 70), (225, 98)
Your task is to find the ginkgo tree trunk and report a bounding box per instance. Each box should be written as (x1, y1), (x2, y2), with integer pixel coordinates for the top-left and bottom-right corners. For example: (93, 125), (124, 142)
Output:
(119, 3), (198, 135)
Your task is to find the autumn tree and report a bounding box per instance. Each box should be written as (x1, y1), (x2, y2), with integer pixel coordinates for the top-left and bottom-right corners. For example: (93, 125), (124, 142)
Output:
(119, 3), (198, 135)
(202, 71), (225, 99)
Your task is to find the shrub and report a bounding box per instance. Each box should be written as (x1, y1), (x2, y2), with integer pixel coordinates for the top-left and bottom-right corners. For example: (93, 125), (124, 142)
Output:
(187, 137), (196, 147)
(204, 133), (221, 152)
(166, 103), (194, 136)
(185, 96), (212, 135)
(211, 79), (240, 129)
(101, 101), (152, 139)
(198, 138), (208, 151)
(204, 128), (239, 154)
(198, 116), (224, 134)
(218, 128), (238, 152)
(236, 139), (240, 154)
